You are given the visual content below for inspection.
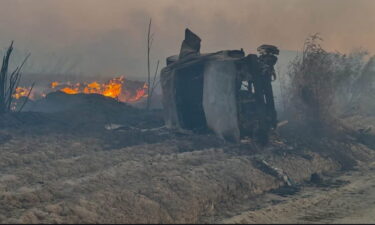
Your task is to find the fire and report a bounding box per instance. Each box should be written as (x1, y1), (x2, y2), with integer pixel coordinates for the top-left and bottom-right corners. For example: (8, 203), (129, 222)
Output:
(50, 76), (147, 102)
(11, 76), (148, 104)
(123, 83), (148, 102)
(50, 81), (59, 88)
(13, 87), (32, 99)
(60, 87), (79, 94)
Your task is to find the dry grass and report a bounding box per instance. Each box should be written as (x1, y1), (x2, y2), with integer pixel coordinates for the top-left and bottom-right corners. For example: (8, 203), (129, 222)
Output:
(0, 93), (373, 223)
(0, 118), (346, 223)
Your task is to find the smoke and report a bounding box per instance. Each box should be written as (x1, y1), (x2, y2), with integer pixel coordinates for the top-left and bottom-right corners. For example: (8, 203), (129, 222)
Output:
(0, 0), (374, 79)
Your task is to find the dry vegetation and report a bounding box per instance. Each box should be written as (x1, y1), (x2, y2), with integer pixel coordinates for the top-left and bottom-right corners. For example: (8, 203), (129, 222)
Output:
(284, 34), (375, 137)
(0, 42), (31, 114)
(287, 34), (336, 126)
(0, 92), (374, 223)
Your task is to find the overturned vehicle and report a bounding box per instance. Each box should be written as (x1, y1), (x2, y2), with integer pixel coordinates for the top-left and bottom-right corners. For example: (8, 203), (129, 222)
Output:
(160, 29), (279, 144)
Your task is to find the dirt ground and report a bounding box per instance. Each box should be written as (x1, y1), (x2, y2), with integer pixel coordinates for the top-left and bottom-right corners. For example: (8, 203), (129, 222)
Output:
(0, 94), (374, 223)
(220, 160), (375, 224)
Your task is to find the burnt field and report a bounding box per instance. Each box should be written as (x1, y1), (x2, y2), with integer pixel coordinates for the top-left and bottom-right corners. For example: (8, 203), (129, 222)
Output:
(0, 92), (375, 223)
(2, 0), (375, 223)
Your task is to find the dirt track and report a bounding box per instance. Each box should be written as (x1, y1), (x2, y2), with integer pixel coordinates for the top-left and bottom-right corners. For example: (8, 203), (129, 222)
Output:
(220, 160), (375, 224)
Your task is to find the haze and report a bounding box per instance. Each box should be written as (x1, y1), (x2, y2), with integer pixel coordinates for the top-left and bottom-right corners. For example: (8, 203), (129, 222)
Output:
(0, 0), (374, 80)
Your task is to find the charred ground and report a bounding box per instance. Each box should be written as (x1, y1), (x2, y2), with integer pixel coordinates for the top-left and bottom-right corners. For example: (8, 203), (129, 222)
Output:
(0, 92), (374, 223)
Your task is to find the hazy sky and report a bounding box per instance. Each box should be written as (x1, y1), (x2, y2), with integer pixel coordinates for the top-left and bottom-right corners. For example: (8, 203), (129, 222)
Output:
(0, 0), (374, 80)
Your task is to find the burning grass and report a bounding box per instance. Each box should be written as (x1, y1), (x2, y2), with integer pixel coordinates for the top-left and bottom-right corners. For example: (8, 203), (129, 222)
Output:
(49, 76), (148, 103)
(12, 76), (148, 109)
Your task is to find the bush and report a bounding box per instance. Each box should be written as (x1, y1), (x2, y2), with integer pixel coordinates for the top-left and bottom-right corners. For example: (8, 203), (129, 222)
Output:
(287, 34), (336, 128)
(285, 34), (373, 131)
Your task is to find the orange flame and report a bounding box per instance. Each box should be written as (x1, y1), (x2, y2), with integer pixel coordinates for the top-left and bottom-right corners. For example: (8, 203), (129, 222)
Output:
(50, 76), (147, 102)
(50, 81), (59, 88)
(13, 87), (32, 99)
(122, 83), (148, 102)
(60, 87), (79, 94)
